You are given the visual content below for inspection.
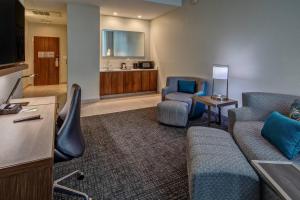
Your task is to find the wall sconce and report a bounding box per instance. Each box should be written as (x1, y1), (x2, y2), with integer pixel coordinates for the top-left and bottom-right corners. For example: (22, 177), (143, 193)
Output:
(106, 48), (111, 57)
(211, 64), (229, 101)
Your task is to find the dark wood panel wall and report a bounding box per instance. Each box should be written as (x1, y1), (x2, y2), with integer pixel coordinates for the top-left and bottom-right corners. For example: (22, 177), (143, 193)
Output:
(100, 70), (158, 97)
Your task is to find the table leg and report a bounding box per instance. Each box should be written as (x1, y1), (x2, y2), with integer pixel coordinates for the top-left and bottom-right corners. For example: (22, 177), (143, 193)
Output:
(217, 106), (221, 125)
(207, 106), (211, 126)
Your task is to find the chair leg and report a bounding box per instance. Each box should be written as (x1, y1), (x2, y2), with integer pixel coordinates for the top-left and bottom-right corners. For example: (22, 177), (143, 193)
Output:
(54, 170), (91, 200)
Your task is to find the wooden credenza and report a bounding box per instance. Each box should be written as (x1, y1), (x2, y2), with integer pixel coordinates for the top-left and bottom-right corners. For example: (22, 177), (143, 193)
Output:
(100, 69), (158, 97)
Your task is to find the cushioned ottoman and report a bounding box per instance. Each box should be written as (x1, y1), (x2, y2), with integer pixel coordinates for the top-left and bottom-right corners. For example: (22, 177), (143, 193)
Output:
(187, 127), (260, 200)
(157, 100), (189, 127)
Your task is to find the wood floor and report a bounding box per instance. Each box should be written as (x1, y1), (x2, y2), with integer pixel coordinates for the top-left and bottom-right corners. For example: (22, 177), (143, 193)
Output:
(23, 84), (161, 117)
(81, 94), (161, 117)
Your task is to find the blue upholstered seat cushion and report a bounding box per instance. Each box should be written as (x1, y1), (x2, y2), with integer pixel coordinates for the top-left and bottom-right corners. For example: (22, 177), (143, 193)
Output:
(178, 80), (196, 94)
(261, 112), (300, 160)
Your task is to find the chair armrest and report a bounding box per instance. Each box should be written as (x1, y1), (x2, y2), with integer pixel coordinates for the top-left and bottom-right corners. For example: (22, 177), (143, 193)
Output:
(194, 90), (206, 97)
(228, 107), (268, 134)
(162, 87), (173, 101)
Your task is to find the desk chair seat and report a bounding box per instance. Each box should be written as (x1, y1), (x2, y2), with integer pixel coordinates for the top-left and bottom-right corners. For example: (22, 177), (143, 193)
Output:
(54, 84), (91, 200)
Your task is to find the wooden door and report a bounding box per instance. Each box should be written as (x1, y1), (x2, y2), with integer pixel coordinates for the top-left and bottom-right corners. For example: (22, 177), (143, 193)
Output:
(111, 72), (124, 94)
(142, 71), (157, 92)
(100, 72), (112, 96)
(132, 71), (142, 92)
(124, 72), (133, 93)
(124, 71), (142, 93)
(149, 70), (158, 91)
(34, 37), (59, 85)
(141, 71), (150, 91)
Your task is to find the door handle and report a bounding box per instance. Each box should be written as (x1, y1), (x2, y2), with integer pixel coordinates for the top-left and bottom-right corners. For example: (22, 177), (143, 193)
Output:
(55, 57), (59, 67)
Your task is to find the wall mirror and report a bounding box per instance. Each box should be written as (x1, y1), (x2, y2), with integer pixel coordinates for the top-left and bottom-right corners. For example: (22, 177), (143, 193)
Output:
(102, 30), (145, 58)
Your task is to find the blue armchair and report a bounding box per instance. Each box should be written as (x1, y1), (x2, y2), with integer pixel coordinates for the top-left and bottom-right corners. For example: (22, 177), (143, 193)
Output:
(162, 76), (208, 119)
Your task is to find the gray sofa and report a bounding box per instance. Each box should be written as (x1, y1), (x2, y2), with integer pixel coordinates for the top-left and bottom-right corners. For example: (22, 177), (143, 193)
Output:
(187, 92), (300, 200)
(229, 92), (300, 164)
(228, 92), (300, 200)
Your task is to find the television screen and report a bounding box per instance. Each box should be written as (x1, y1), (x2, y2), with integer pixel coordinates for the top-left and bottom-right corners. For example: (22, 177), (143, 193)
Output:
(0, 0), (25, 66)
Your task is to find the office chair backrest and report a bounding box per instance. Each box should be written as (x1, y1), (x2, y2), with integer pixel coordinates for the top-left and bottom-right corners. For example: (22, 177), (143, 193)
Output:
(57, 88), (72, 128)
(56, 84), (85, 158)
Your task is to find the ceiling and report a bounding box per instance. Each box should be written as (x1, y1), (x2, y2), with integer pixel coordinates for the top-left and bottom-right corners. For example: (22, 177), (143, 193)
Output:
(100, 0), (180, 20)
(24, 0), (181, 24)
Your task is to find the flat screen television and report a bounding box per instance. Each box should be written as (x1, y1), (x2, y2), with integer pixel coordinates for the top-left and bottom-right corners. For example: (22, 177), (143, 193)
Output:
(0, 0), (25, 67)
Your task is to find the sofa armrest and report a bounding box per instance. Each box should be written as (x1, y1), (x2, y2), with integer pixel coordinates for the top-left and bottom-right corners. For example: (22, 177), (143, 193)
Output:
(228, 107), (268, 134)
(162, 87), (173, 101)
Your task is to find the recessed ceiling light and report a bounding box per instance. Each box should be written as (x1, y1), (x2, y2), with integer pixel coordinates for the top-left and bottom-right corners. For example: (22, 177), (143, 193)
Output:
(137, 15), (142, 19)
(191, 0), (199, 5)
(113, 12), (118, 16)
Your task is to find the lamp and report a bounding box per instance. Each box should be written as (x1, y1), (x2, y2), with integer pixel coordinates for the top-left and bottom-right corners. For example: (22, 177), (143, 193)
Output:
(211, 65), (229, 101)
(5, 74), (36, 104)
(0, 74), (36, 115)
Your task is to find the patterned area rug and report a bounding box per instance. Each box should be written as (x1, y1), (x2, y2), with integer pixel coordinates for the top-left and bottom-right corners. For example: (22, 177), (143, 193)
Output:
(54, 107), (189, 200)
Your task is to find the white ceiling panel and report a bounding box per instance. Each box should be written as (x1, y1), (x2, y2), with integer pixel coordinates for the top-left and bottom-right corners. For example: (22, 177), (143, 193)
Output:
(24, 0), (181, 24)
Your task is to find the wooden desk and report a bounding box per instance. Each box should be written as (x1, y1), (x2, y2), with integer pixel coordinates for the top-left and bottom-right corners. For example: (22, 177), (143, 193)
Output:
(11, 96), (57, 106)
(194, 96), (238, 126)
(0, 96), (56, 200)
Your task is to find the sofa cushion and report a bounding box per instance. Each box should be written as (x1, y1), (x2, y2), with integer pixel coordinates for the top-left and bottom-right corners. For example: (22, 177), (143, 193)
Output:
(233, 121), (300, 164)
(178, 80), (196, 94)
(165, 92), (193, 112)
(261, 112), (300, 159)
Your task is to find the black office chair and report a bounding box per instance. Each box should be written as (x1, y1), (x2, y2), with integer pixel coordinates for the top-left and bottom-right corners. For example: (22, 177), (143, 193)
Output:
(56, 88), (72, 129)
(54, 84), (91, 200)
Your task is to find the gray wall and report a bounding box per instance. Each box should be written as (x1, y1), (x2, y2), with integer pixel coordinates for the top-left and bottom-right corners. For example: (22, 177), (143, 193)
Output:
(151, 0), (300, 110)
(67, 3), (100, 100)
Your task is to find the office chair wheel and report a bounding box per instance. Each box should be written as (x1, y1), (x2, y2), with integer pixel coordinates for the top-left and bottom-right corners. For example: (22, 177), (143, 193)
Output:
(77, 172), (85, 180)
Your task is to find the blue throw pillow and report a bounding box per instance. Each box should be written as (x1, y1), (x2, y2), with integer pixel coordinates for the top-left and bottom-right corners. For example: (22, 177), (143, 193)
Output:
(178, 80), (196, 94)
(261, 112), (300, 159)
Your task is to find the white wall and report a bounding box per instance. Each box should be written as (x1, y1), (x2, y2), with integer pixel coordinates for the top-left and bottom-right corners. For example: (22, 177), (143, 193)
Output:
(151, 0), (300, 112)
(100, 15), (151, 69)
(24, 22), (68, 86)
(67, 3), (100, 100)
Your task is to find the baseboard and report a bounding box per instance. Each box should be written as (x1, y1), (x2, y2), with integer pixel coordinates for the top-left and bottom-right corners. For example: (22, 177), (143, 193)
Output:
(81, 98), (100, 104)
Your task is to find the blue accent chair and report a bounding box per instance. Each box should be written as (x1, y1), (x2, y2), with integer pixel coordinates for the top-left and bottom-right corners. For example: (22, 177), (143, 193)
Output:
(162, 76), (208, 119)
